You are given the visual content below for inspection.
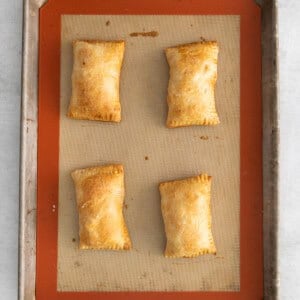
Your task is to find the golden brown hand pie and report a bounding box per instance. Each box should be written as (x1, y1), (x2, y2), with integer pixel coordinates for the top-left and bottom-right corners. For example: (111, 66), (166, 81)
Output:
(165, 41), (220, 127)
(71, 164), (131, 250)
(159, 174), (217, 258)
(67, 40), (125, 122)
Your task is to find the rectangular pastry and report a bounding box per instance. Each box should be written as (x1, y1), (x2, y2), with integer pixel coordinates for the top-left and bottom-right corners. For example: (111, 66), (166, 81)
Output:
(165, 41), (220, 127)
(159, 174), (217, 258)
(68, 40), (125, 122)
(71, 164), (131, 250)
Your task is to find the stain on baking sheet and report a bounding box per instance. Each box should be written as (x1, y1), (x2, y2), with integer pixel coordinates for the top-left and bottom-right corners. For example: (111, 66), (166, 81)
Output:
(139, 272), (148, 279)
(74, 261), (81, 267)
(129, 31), (159, 37)
(200, 135), (209, 140)
(144, 156), (149, 160)
(193, 135), (209, 140)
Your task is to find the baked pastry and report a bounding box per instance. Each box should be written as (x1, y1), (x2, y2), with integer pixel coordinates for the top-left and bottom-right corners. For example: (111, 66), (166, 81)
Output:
(67, 40), (125, 122)
(159, 174), (217, 258)
(71, 164), (131, 250)
(165, 41), (220, 127)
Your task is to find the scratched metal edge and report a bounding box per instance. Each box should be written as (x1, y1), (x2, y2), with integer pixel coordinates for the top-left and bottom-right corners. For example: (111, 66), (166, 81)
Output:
(261, 0), (279, 299)
(19, 1), (279, 299)
(19, 1), (38, 299)
(19, 1), (48, 299)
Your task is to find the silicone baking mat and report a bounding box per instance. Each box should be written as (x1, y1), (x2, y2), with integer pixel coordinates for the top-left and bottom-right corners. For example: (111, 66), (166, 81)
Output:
(37, 1), (262, 299)
(58, 14), (240, 292)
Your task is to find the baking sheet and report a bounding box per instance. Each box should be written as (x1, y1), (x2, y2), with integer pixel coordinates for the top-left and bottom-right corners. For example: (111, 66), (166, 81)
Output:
(58, 15), (240, 292)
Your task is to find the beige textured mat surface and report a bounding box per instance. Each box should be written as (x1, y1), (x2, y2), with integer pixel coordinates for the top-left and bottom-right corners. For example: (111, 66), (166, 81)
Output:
(58, 15), (240, 291)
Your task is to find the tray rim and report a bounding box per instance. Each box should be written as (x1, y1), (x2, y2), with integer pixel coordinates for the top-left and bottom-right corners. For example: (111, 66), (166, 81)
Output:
(261, 0), (279, 299)
(19, 0), (279, 299)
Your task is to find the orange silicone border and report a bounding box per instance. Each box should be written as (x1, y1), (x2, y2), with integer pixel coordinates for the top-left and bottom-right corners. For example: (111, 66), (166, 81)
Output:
(37, 0), (262, 299)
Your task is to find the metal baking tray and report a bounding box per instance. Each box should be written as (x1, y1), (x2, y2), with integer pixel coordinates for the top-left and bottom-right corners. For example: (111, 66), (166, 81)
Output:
(19, 0), (279, 299)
